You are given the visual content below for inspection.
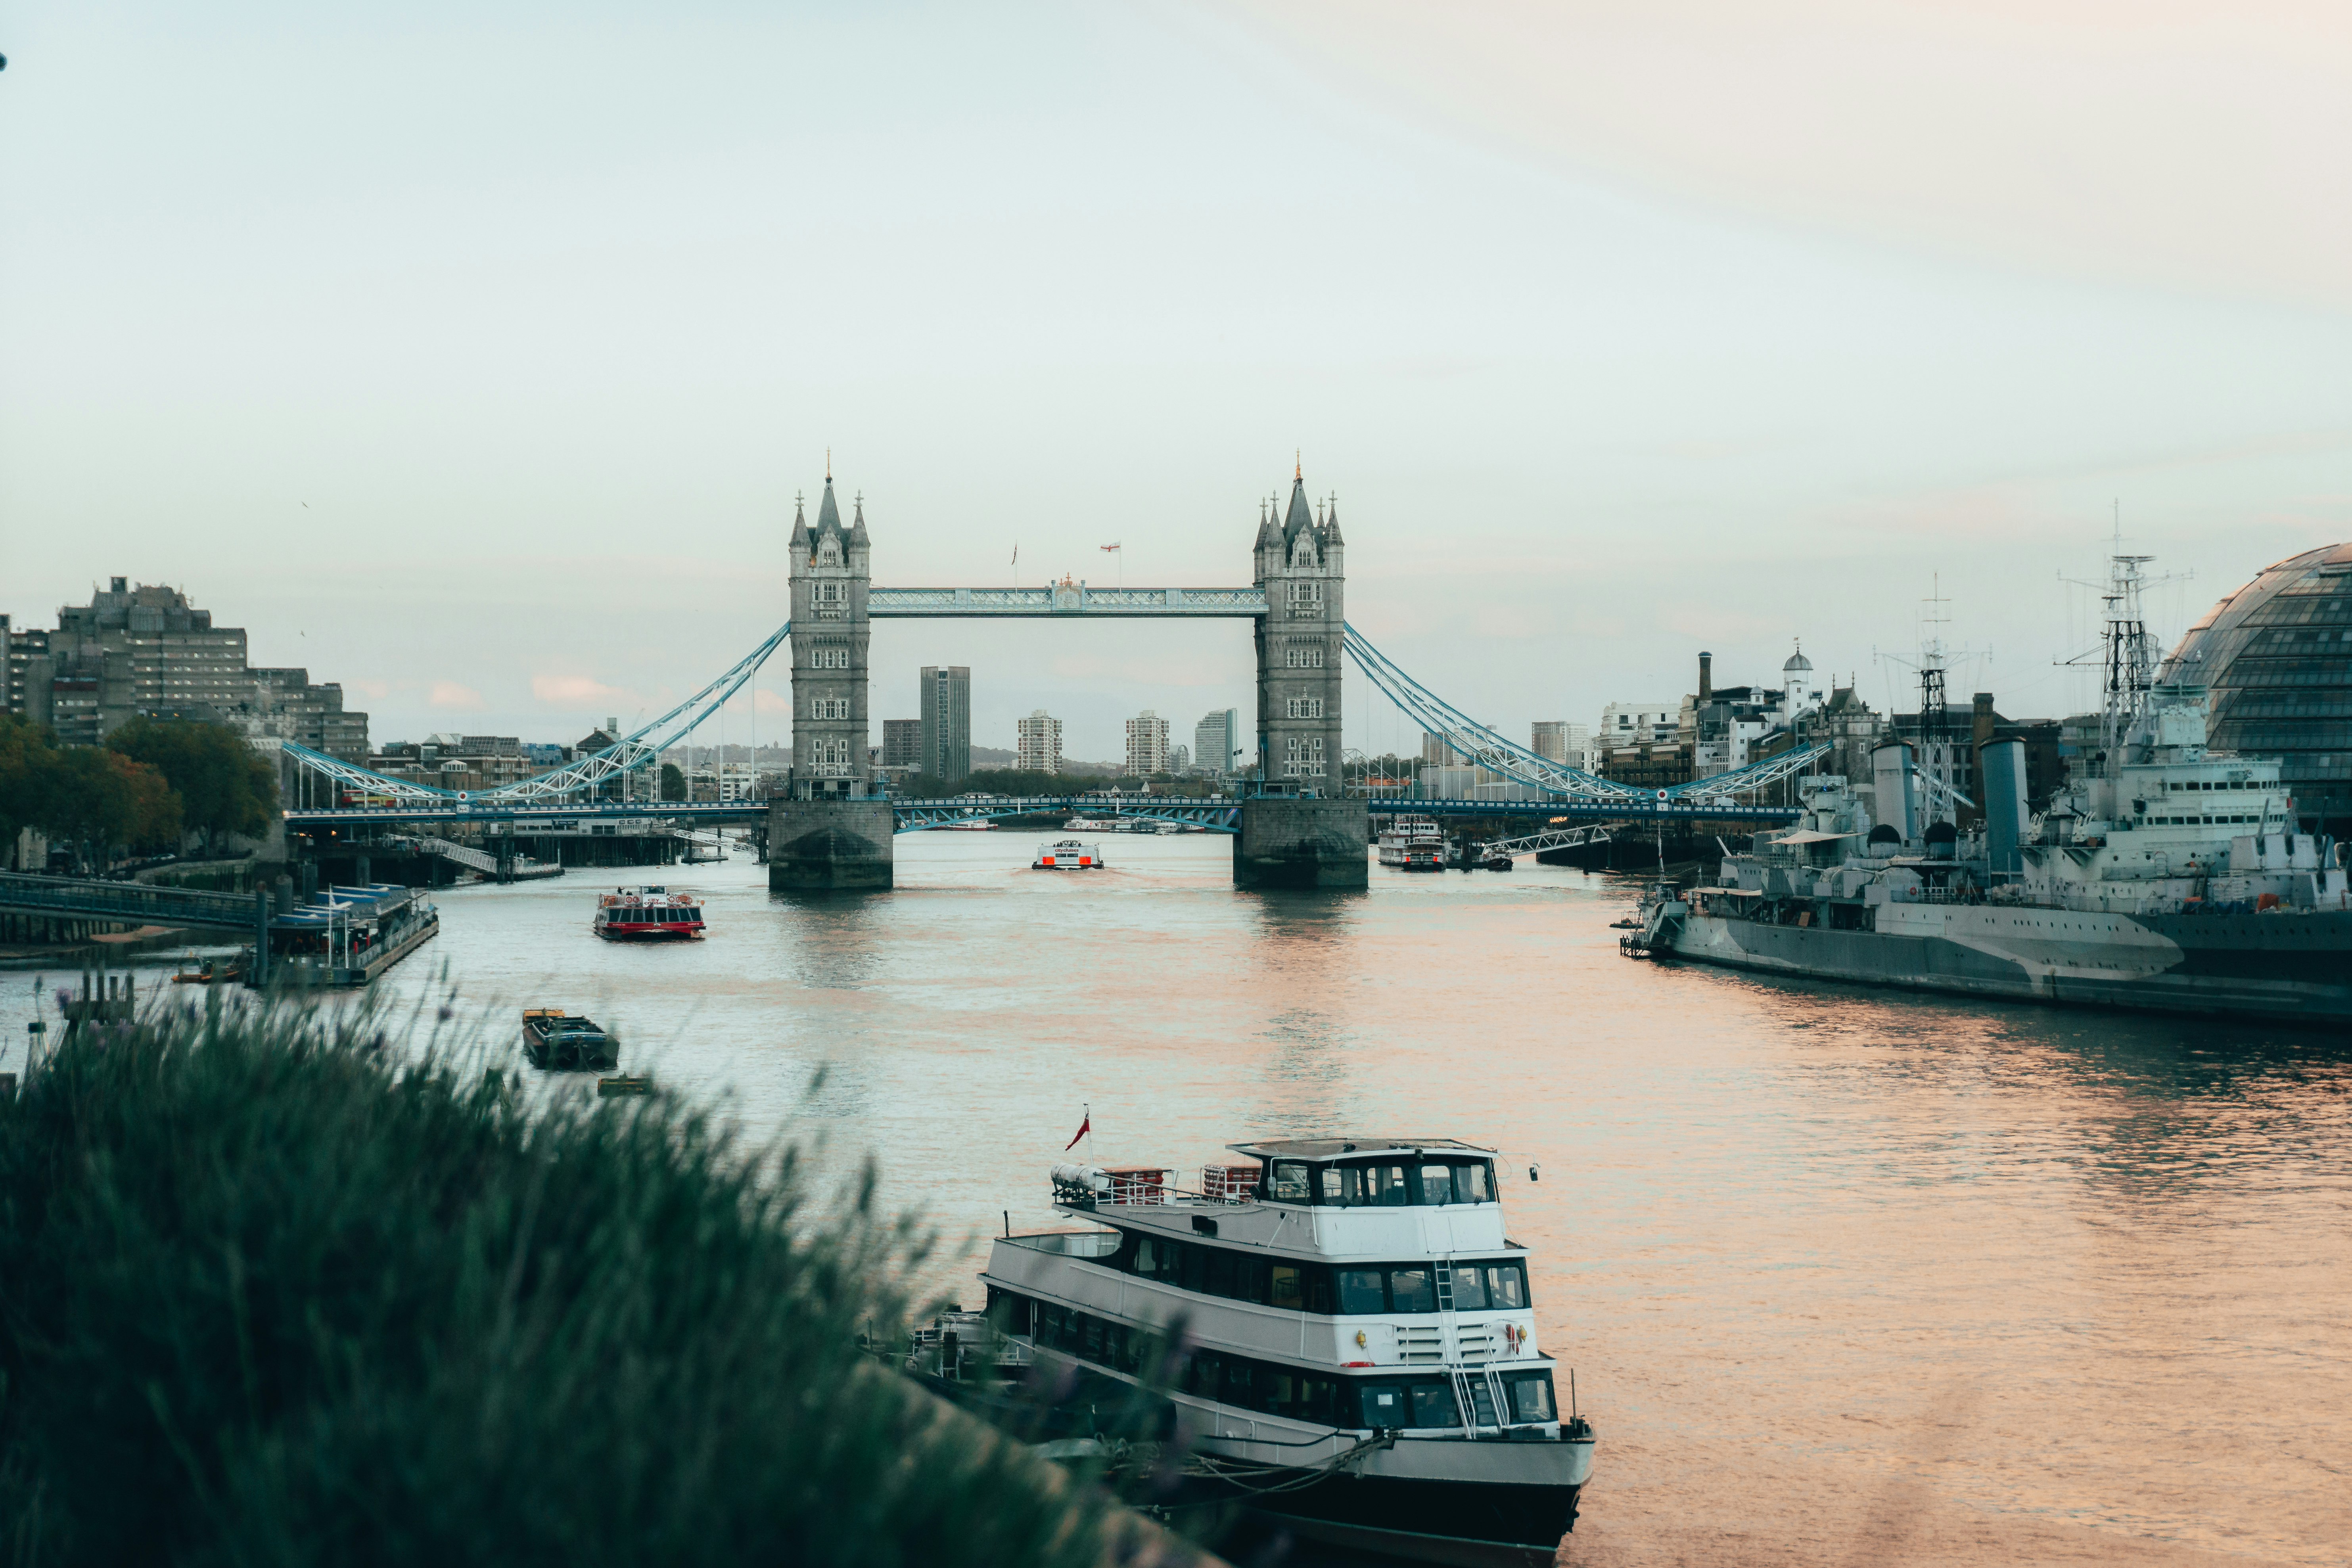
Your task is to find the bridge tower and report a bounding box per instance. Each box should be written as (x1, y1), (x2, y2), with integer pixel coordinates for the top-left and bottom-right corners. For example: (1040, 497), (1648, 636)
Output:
(787, 472), (872, 798)
(772, 470), (893, 889)
(1236, 466), (1367, 887)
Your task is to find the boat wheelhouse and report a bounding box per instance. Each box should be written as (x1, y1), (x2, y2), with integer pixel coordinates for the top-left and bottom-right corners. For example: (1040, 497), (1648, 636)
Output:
(592, 886), (705, 941)
(1377, 816), (1445, 871)
(1031, 838), (1105, 870)
(973, 1137), (1594, 1567)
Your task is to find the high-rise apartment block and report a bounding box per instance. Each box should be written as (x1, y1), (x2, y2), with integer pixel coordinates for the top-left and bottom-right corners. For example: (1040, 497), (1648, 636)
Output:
(1193, 707), (1239, 776)
(1420, 731), (1456, 766)
(919, 665), (971, 783)
(1015, 709), (1062, 774)
(6, 579), (368, 758)
(1125, 709), (1171, 776)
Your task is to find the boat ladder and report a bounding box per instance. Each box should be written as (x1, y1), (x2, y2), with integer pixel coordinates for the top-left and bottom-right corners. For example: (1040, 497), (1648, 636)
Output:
(1434, 1262), (1513, 1438)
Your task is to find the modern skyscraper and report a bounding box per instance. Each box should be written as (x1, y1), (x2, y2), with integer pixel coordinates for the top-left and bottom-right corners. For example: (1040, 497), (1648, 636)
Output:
(1194, 707), (1239, 776)
(1125, 709), (1170, 776)
(882, 719), (922, 770)
(919, 665), (971, 782)
(1015, 709), (1062, 774)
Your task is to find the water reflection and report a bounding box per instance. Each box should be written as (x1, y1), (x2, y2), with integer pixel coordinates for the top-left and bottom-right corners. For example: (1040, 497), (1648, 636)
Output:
(4, 833), (2346, 1562)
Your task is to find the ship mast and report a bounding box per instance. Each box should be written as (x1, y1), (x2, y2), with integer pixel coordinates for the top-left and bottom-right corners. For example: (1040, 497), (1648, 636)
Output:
(2097, 531), (2159, 764)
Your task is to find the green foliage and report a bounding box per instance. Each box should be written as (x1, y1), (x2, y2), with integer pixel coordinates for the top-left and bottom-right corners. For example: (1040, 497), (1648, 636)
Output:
(0, 713), (182, 861)
(107, 716), (276, 848)
(659, 761), (688, 801)
(0, 1004), (1153, 1568)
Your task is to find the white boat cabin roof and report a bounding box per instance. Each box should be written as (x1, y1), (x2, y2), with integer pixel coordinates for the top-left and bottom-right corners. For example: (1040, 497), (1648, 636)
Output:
(1229, 1137), (1496, 1162)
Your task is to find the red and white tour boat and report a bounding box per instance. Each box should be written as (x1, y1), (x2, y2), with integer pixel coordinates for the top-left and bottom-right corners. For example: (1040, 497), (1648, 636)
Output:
(593, 886), (706, 941)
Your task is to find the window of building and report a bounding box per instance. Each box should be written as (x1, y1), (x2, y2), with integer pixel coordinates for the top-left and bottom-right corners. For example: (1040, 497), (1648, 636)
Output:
(1286, 698), (1326, 719)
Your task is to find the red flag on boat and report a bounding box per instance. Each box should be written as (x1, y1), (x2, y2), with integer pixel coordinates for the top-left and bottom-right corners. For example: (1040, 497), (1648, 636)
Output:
(1064, 1113), (1091, 1151)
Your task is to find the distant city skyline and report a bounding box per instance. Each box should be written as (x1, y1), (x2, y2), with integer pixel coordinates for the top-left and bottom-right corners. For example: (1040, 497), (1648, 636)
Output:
(5, 6), (2345, 755)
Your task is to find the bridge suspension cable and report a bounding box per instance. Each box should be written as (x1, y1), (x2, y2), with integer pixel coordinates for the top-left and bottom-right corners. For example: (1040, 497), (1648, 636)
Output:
(1341, 623), (1829, 805)
(282, 621), (794, 807)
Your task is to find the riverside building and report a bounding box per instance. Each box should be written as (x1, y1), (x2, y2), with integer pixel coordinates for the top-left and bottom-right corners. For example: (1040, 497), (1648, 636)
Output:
(920, 665), (972, 784)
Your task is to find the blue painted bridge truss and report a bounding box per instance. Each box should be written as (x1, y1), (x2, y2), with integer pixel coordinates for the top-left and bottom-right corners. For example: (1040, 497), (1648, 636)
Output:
(278, 613), (1815, 832)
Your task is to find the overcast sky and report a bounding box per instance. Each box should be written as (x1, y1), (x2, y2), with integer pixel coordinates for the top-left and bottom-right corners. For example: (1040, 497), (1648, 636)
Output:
(5, 2), (2348, 763)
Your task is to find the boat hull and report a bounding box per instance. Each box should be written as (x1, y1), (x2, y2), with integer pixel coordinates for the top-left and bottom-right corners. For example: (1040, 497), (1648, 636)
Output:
(593, 925), (703, 941)
(1206, 1451), (1588, 1568)
(1663, 906), (2352, 1024)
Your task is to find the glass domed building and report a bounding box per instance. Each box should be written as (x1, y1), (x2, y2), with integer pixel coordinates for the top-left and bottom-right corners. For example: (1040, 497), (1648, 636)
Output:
(2159, 542), (2352, 833)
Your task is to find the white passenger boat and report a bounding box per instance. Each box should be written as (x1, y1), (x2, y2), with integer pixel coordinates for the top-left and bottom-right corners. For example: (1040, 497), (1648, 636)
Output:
(1031, 839), (1105, 870)
(949, 1138), (1595, 1566)
(1378, 815), (1446, 871)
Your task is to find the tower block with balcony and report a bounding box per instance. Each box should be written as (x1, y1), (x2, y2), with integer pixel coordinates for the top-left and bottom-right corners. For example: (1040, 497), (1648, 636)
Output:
(771, 472), (893, 890)
(1236, 468), (1367, 888)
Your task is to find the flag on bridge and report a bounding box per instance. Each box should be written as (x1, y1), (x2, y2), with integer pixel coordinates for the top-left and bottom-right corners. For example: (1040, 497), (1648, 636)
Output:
(1099, 542), (1121, 554)
(1064, 1111), (1091, 1152)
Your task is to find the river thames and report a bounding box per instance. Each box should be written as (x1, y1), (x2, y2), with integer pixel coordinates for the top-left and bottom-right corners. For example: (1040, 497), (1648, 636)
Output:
(12, 832), (2348, 1566)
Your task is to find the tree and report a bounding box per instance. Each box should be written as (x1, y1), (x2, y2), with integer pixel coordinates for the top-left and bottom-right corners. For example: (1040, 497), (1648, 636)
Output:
(0, 715), (67, 867)
(107, 717), (276, 851)
(659, 762), (688, 802)
(48, 748), (181, 859)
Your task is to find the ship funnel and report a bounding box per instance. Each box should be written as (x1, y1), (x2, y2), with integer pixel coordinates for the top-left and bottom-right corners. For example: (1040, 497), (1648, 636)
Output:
(1981, 737), (2028, 879)
(1871, 741), (1918, 846)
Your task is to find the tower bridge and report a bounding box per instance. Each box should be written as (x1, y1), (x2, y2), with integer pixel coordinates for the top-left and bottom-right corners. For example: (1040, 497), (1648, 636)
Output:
(278, 461), (1819, 892)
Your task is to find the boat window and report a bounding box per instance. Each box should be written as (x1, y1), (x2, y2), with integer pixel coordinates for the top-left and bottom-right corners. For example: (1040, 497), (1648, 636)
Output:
(1270, 1264), (1303, 1309)
(1204, 1249), (1236, 1299)
(1484, 1263), (1528, 1309)
(1186, 1349), (1223, 1400)
(1457, 1162), (1493, 1202)
(1237, 1256), (1271, 1306)
(1270, 1162), (1312, 1203)
(1179, 1244), (1207, 1294)
(1223, 1359), (1257, 1409)
(1360, 1383), (1410, 1427)
(1450, 1265), (1488, 1311)
(1365, 1165), (1411, 1206)
(1389, 1267), (1436, 1313)
(1318, 1167), (1347, 1204)
(1338, 1269), (1386, 1313)
(1416, 1164), (1455, 1206)
(1408, 1381), (1461, 1429)
(1133, 1235), (1160, 1278)
(1505, 1371), (1556, 1423)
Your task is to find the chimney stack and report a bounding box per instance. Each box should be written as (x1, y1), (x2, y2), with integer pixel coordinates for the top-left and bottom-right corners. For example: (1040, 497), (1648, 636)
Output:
(1698, 651), (1713, 703)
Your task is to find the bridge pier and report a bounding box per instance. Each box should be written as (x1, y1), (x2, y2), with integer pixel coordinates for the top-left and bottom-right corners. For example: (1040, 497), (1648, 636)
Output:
(1231, 797), (1369, 889)
(766, 799), (894, 892)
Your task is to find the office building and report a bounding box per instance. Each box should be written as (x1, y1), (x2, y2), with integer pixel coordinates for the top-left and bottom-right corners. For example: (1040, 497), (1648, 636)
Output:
(20, 577), (368, 758)
(1420, 731), (1458, 766)
(1125, 709), (1171, 776)
(919, 665), (971, 783)
(882, 718), (922, 771)
(1194, 707), (1240, 776)
(1015, 709), (1062, 774)
(1531, 721), (1591, 769)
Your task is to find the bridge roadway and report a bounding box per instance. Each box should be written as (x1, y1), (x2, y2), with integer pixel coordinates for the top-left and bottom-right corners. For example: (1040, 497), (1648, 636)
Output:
(285, 796), (1798, 834)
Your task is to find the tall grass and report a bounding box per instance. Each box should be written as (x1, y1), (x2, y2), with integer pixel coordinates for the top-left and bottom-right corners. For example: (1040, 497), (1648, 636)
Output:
(0, 1000), (1183, 1568)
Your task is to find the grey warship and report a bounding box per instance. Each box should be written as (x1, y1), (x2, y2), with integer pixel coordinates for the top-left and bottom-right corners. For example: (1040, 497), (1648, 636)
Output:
(1641, 552), (2352, 1025)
